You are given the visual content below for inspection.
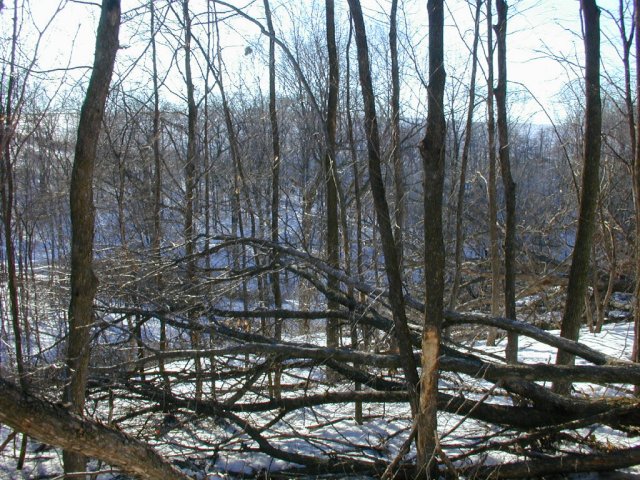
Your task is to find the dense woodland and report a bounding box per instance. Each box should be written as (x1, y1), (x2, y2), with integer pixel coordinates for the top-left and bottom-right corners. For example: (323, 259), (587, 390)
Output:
(1, 0), (640, 478)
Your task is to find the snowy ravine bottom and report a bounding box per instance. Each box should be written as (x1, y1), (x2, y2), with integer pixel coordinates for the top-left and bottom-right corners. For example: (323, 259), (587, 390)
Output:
(1, 320), (639, 479)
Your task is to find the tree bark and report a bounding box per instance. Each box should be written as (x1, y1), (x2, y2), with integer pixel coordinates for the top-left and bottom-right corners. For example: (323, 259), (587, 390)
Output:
(64, 0), (120, 476)
(149, 0), (170, 399)
(555, 0), (602, 394)
(633, 0), (640, 386)
(263, 0), (283, 398)
(181, 0), (203, 402)
(417, 0), (446, 475)
(0, 0), (26, 392)
(325, 0), (341, 351)
(486, 0), (501, 346)
(390, 0), (405, 270)
(495, 0), (518, 364)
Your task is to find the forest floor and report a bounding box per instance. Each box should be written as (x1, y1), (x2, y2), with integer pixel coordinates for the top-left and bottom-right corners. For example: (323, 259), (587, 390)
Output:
(0, 320), (638, 479)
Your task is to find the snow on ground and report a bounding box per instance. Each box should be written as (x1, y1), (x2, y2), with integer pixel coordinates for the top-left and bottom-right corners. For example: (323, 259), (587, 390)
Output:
(1, 321), (639, 479)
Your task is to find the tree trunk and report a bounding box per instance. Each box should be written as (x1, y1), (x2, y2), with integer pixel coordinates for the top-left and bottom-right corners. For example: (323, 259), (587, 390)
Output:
(449, 0), (482, 310)
(466, 445), (640, 479)
(264, 0), (282, 320)
(181, 0), (203, 402)
(390, 0), (405, 271)
(554, 0), (602, 394)
(633, 0), (640, 388)
(346, 0), (420, 415)
(346, 23), (366, 420)
(0, 0), (27, 393)
(346, 20), (366, 336)
(182, 0), (196, 278)
(211, 6), (255, 321)
(417, 0), (446, 475)
(611, 0), (635, 367)
(64, 0), (120, 476)
(263, 0), (283, 398)
(0, 1), (29, 467)
(495, 0), (518, 364)
(324, 0), (341, 352)
(149, 0), (170, 400)
(486, 0), (501, 347)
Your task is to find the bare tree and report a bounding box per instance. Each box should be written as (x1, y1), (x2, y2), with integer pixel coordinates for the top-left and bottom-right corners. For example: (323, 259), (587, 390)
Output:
(325, 0), (340, 350)
(263, 0), (284, 399)
(180, 0), (203, 402)
(0, 0), (26, 392)
(346, 0), (420, 416)
(390, 0), (405, 270)
(554, 0), (602, 394)
(633, 0), (640, 375)
(149, 0), (170, 398)
(264, 0), (282, 323)
(0, 0), (29, 467)
(486, 0), (501, 346)
(4, 0), (640, 477)
(495, 0), (518, 364)
(417, 0), (446, 475)
(346, 19), (366, 421)
(64, 0), (120, 476)
(449, 0), (482, 310)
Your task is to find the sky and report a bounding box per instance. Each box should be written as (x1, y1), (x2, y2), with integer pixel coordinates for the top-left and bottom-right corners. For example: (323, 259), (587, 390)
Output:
(5, 0), (634, 125)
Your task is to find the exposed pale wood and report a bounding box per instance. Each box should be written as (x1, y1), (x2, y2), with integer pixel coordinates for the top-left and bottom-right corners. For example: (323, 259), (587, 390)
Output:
(417, 0), (447, 473)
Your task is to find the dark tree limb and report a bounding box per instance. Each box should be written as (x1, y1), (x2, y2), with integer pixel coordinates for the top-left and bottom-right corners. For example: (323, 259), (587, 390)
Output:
(124, 343), (640, 386)
(444, 311), (624, 365)
(452, 402), (640, 462)
(126, 379), (382, 474)
(102, 305), (640, 391)
(120, 371), (632, 431)
(464, 445), (640, 479)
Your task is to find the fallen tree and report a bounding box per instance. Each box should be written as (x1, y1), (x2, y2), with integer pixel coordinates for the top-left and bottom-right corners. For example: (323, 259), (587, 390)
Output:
(5, 236), (637, 479)
(463, 445), (640, 479)
(0, 377), (191, 480)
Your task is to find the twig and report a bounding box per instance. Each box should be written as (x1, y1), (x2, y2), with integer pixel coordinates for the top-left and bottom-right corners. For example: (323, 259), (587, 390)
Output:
(435, 434), (458, 479)
(441, 380), (503, 440)
(381, 420), (418, 480)
(0, 431), (17, 453)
